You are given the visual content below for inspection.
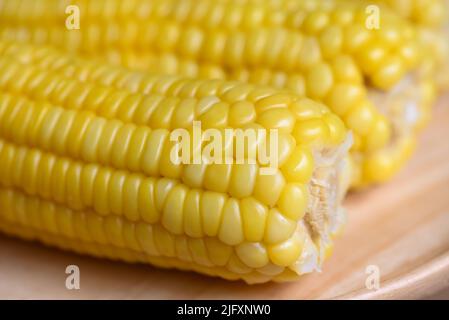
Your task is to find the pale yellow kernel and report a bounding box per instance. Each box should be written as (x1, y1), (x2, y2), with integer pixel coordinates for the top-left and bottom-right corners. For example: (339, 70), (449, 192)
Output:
(116, 93), (142, 122)
(80, 164), (98, 208)
(138, 178), (159, 224)
(55, 207), (74, 238)
(179, 26), (203, 57)
(268, 232), (303, 267)
(195, 96), (221, 117)
(154, 178), (177, 212)
(104, 216), (125, 248)
(228, 101), (256, 127)
(363, 151), (396, 183)
(200, 191), (227, 237)
(86, 214), (108, 245)
(96, 119), (121, 166)
(92, 167), (111, 216)
(84, 86), (112, 112)
(36, 108), (63, 150)
(155, 22), (180, 51)
(123, 174), (141, 222)
(110, 124), (135, 169)
(126, 127), (150, 172)
(236, 242), (269, 269)
(108, 171), (125, 216)
(273, 133), (296, 167)
(292, 118), (330, 145)
(204, 163), (232, 193)
(343, 24), (370, 52)
(132, 95), (162, 125)
(323, 113), (347, 145)
(344, 101), (376, 136)
(331, 7), (354, 25)
(153, 225), (176, 257)
(281, 146), (314, 183)
(198, 101), (229, 129)
(289, 98), (328, 120)
(229, 164), (257, 198)
(122, 222), (140, 252)
(255, 93), (294, 113)
(97, 91), (128, 119)
(218, 198), (244, 246)
(162, 184), (188, 235)
(135, 222), (158, 256)
(187, 238), (213, 267)
(183, 189), (203, 238)
(303, 11), (329, 34)
(257, 108), (296, 133)
(277, 183), (308, 221)
(240, 197), (268, 242)
(325, 84), (365, 116)
(171, 97), (196, 129)
(253, 169), (285, 207)
(297, 37), (321, 70)
(205, 238), (233, 266)
(356, 43), (388, 74)
(174, 236), (193, 262)
(21, 150), (39, 195)
(182, 163), (207, 188)
(331, 55), (362, 84)
(220, 83), (254, 102)
(73, 212), (90, 242)
(201, 30), (226, 62)
(320, 25), (343, 58)
(141, 129), (169, 176)
(247, 87), (278, 103)
(149, 97), (177, 129)
(159, 139), (183, 179)
(226, 254), (252, 274)
(67, 112), (94, 159)
(399, 42), (419, 68)
(364, 116), (391, 152)
(65, 164), (83, 210)
(264, 208), (297, 245)
(285, 74), (306, 96)
(372, 55), (406, 90)
(306, 63), (334, 99)
(280, 33), (303, 70)
(256, 263), (285, 276)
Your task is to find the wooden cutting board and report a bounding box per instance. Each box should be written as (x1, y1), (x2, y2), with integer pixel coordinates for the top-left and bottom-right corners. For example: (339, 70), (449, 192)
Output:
(0, 95), (448, 300)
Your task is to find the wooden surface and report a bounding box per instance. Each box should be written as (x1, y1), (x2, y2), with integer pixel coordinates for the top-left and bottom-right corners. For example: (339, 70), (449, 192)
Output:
(0, 95), (448, 300)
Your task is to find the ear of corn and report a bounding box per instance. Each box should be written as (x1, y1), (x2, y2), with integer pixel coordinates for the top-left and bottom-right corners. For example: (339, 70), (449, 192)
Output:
(0, 40), (352, 283)
(0, 0), (428, 187)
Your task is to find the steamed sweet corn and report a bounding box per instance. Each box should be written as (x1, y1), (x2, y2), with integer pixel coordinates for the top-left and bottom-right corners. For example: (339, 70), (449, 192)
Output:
(0, 40), (352, 283)
(0, 0), (431, 187)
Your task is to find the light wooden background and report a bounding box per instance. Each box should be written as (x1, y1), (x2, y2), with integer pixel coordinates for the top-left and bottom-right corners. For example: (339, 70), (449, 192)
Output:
(0, 95), (448, 300)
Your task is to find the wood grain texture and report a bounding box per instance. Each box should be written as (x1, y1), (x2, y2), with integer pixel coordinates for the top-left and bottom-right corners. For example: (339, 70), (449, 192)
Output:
(0, 95), (448, 300)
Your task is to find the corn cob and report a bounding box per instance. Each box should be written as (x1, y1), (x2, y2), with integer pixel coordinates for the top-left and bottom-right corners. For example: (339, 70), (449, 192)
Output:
(0, 1), (425, 187)
(0, 40), (352, 283)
